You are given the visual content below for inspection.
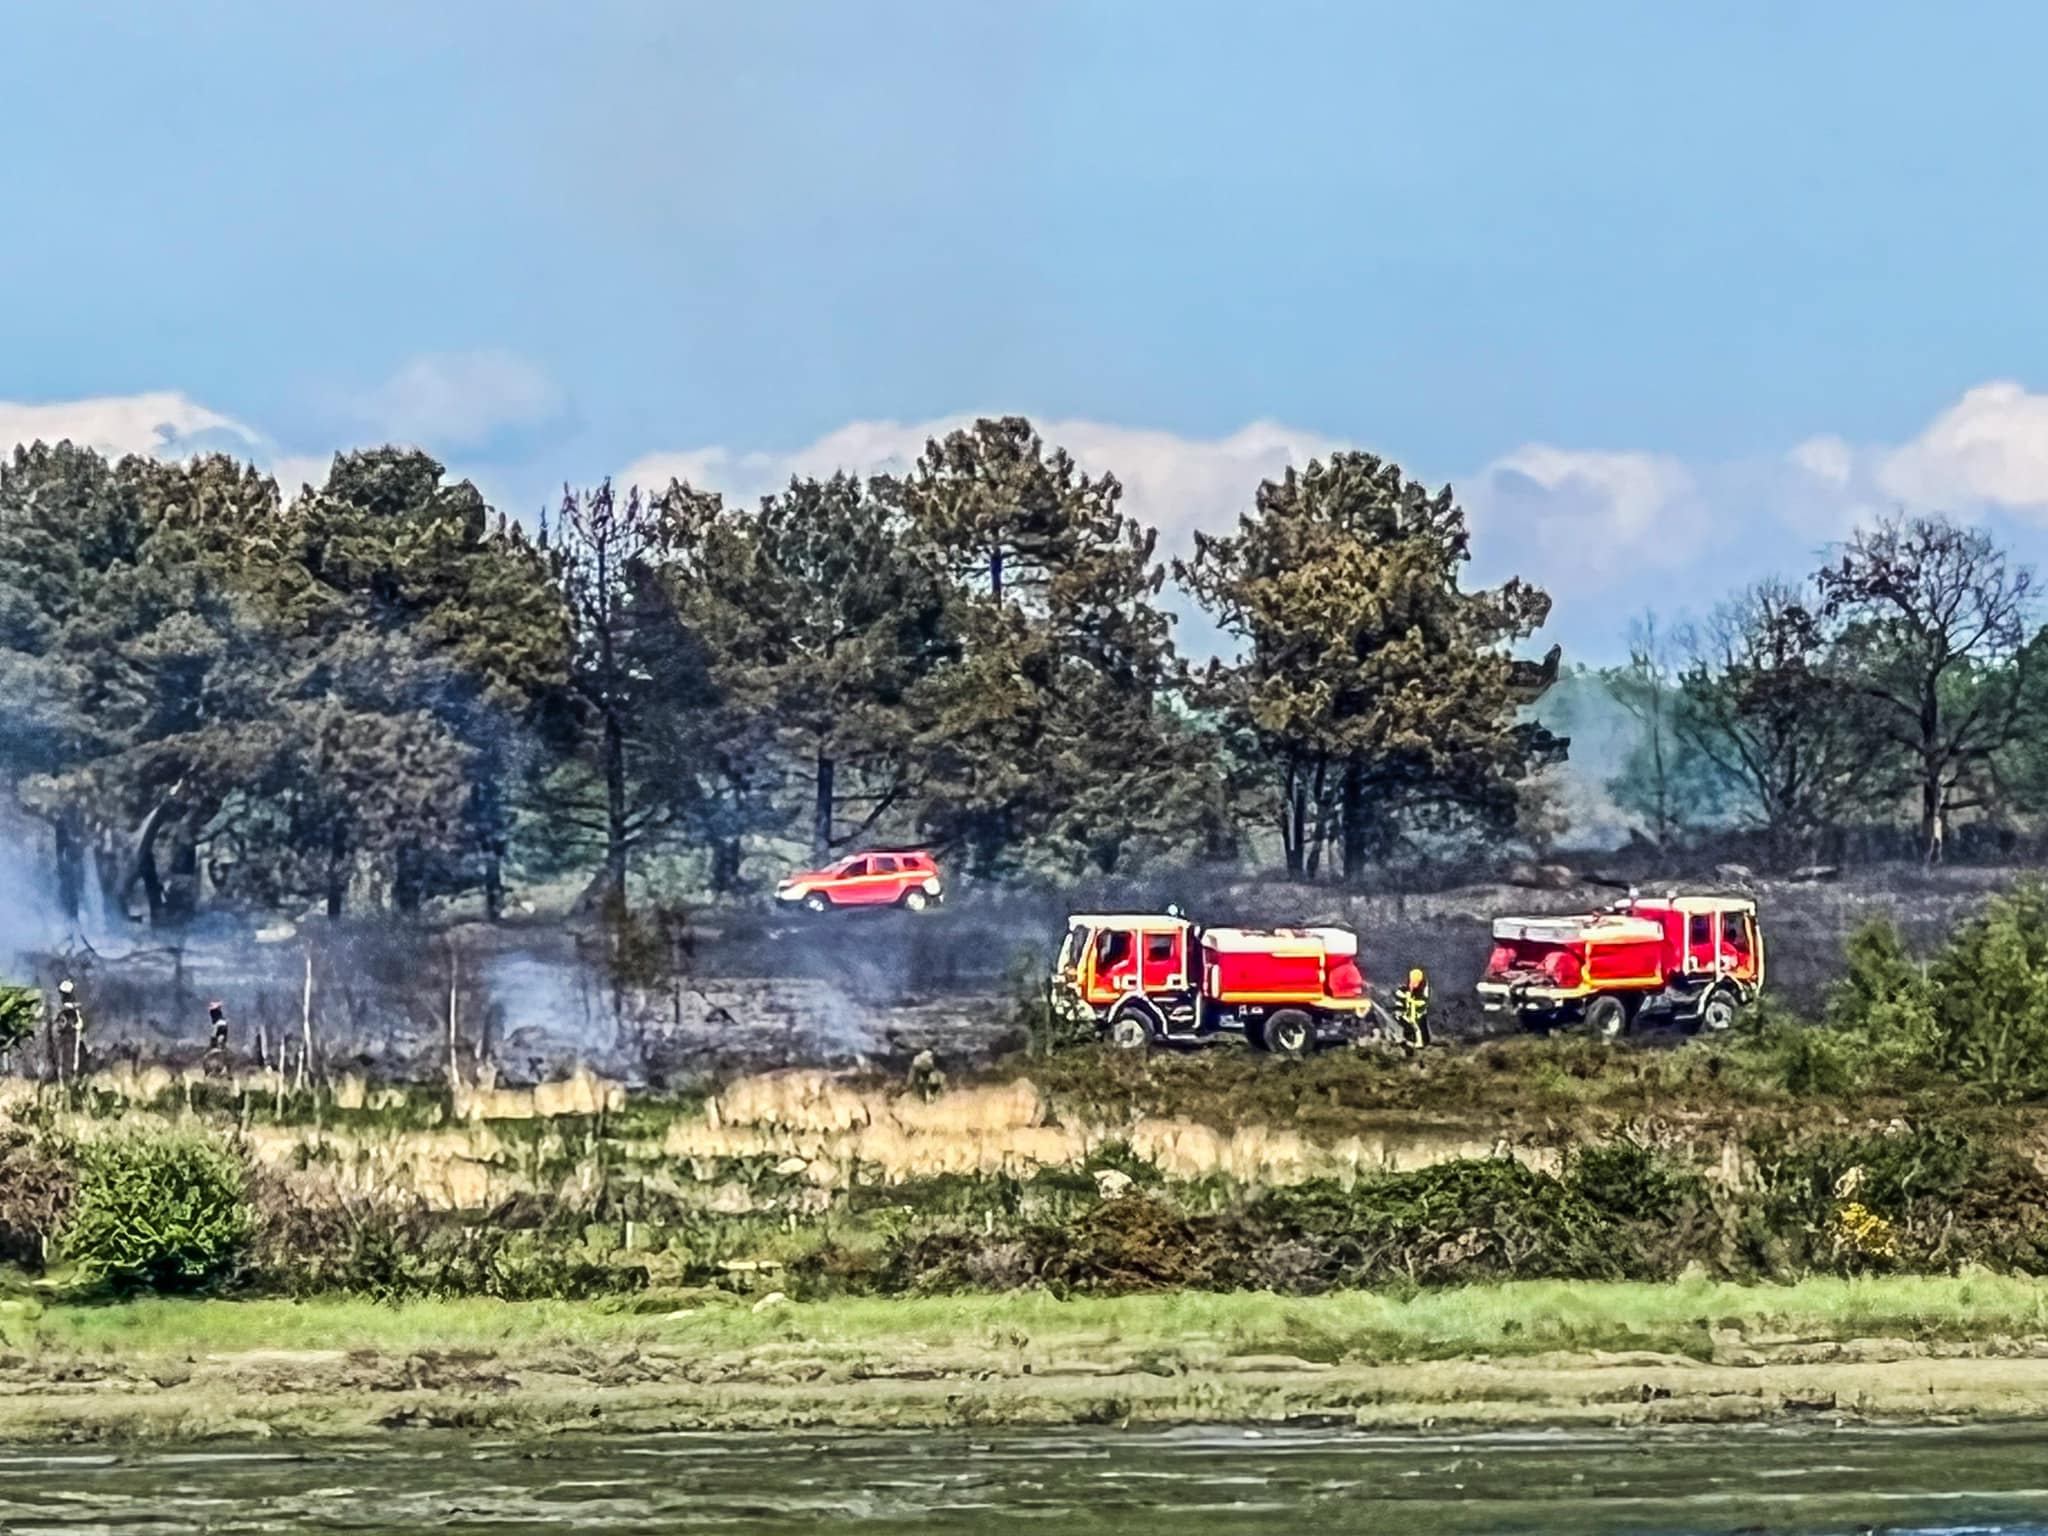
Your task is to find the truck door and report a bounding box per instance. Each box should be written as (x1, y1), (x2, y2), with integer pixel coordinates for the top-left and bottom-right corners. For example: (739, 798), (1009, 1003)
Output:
(1140, 928), (1185, 993)
(1685, 913), (1718, 973)
(1091, 928), (1139, 1001)
(1722, 912), (1757, 980)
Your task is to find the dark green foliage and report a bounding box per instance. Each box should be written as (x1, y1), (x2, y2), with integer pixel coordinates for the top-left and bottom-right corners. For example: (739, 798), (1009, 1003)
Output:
(1916, 883), (2048, 1098)
(865, 1146), (1726, 1300)
(891, 417), (1208, 876)
(1746, 1121), (2048, 1276)
(1673, 579), (1876, 862)
(1825, 920), (1928, 1035)
(1176, 451), (1560, 879)
(0, 985), (38, 1054)
(1811, 887), (2048, 1101)
(1817, 514), (2034, 862)
(0, 442), (567, 921)
(64, 1132), (250, 1292)
(1246, 1160), (1626, 1288)
(0, 1126), (73, 1272)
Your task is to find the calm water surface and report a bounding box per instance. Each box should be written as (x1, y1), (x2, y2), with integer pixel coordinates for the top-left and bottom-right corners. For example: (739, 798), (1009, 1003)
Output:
(1, 1423), (2046, 1533)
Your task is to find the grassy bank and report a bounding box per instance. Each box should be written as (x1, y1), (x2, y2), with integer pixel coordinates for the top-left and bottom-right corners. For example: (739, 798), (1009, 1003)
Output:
(4, 1274), (2048, 1442)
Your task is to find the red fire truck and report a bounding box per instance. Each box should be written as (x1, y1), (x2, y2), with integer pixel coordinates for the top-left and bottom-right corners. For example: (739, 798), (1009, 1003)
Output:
(1051, 911), (1381, 1055)
(1475, 892), (1764, 1037)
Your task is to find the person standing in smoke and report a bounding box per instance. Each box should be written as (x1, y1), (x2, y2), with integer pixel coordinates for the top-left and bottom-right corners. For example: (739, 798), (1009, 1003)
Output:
(204, 1001), (230, 1076)
(55, 979), (86, 1079)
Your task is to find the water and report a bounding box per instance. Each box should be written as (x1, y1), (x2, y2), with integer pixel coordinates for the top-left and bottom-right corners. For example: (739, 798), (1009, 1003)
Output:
(2, 1424), (2047, 1533)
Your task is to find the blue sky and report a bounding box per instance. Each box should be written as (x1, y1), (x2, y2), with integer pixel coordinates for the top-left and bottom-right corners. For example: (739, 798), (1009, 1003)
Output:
(6, 1), (2048, 661)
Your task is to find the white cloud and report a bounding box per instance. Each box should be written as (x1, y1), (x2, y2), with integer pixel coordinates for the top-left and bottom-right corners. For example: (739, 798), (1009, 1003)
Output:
(1875, 380), (2048, 514)
(267, 454), (331, 496)
(1463, 446), (1696, 593)
(1, 390), (334, 498)
(622, 414), (1342, 558)
(1, 391), (258, 461)
(353, 350), (563, 451)
(1789, 433), (1853, 487)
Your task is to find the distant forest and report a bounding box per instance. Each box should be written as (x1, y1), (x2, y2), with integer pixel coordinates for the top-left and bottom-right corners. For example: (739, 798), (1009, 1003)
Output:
(2, 415), (2041, 927)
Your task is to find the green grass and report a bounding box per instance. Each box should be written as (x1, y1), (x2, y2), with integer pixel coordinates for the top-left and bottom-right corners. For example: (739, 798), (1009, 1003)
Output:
(13, 1272), (2048, 1366)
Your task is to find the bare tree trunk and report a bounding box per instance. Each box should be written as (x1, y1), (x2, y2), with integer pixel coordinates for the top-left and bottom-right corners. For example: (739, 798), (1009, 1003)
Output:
(813, 751), (836, 860)
(446, 943), (463, 1095)
(1340, 760), (1372, 884)
(53, 814), (83, 922)
(1281, 764), (1305, 878)
(1305, 761), (1331, 880)
(597, 699), (632, 913)
(297, 949), (314, 1093)
(325, 824), (349, 920)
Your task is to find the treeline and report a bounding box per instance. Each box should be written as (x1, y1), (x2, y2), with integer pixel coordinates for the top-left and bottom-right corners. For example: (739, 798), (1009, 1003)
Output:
(0, 420), (1559, 923)
(1605, 514), (2048, 864)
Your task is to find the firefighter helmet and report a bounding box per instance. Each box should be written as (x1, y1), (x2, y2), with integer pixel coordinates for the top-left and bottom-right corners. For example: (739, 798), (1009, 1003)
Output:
(1407, 968), (1425, 988)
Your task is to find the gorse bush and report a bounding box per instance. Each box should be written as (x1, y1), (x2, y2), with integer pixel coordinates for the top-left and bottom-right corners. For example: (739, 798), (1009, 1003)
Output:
(1782, 888), (2048, 1101)
(0, 1126), (73, 1272)
(64, 1132), (251, 1292)
(1918, 883), (2048, 1099)
(0, 985), (37, 1054)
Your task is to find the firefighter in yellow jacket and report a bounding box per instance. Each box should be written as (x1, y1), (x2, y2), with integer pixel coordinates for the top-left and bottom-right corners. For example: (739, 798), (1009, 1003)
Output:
(1395, 967), (1432, 1050)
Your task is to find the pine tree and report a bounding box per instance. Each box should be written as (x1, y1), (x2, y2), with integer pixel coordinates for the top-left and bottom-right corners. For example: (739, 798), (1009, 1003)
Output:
(1177, 452), (1560, 879)
(888, 417), (1195, 874)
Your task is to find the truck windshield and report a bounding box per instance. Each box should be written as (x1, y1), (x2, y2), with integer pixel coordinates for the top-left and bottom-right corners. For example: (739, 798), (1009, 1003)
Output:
(1057, 925), (1088, 973)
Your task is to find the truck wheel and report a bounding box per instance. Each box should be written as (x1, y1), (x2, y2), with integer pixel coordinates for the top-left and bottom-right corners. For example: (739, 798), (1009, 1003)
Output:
(1265, 1009), (1313, 1058)
(1584, 995), (1629, 1041)
(899, 889), (930, 913)
(1107, 1012), (1152, 1051)
(1698, 987), (1738, 1033)
(802, 893), (830, 915)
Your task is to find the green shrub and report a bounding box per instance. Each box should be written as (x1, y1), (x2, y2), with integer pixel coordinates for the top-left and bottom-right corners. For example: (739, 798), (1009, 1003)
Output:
(1917, 883), (2048, 1099)
(1824, 920), (1929, 1036)
(64, 1132), (251, 1292)
(0, 985), (38, 1055)
(1735, 994), (1860, 1098)
(1566, 1140), (1706, 1225)
(0, 1127), (73, 1273)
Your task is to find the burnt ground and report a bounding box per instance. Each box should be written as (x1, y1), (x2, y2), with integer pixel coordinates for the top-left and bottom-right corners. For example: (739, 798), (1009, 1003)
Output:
(14, 860), (2023, 1085)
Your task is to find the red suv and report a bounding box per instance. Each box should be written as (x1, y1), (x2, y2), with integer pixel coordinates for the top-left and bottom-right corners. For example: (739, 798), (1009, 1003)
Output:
(775, 849), (943, 914)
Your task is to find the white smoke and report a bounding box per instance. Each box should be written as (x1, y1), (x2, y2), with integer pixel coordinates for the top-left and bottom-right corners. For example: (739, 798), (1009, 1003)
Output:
(0, 814), (122, 978)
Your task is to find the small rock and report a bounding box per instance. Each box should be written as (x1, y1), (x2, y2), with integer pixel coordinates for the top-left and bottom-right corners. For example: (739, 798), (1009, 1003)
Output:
(1093, 1169), (1135, 1200)
(751, 1291), (789, 1315)
(773, 1156), (809, 1176)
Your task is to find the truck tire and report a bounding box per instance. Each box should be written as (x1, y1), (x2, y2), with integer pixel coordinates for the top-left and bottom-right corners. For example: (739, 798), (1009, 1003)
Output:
(1264, 1009), (1314, 1058)
(1697, 986), (1738, 1034)
(1107, 1009), (1153, 1051)
(1585, 994), (1629, 1041)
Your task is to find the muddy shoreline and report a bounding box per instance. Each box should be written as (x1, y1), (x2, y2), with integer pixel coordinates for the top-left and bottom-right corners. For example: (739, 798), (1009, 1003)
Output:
(4, 1285), (2047, 1444)
(9, 1335), (2048, 1444)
